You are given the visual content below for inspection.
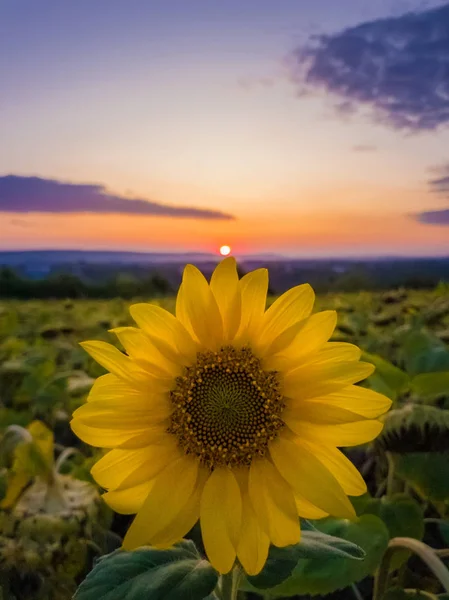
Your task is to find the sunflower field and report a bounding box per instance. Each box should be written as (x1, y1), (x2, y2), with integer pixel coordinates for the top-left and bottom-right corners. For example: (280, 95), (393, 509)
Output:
(1, 276), (449, 600)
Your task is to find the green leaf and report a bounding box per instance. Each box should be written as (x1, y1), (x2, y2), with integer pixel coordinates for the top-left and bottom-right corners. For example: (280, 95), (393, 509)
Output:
(246, 525), (365, 589)
(74, 540), (219, 600)
(376, 405), (449, 453)
(246, 515), (389, 597)
(360, 493), (424, 569)
(395, 453), (449, 501)
(411, 372), (449, 399)
(363, 352), (409, 400)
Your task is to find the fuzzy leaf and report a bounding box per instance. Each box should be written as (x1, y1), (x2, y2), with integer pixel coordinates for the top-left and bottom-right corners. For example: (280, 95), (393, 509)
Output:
(411, 372), (449, 399)
(363, 352), (409, 399)
(376, 405), (449, 453)
(395, 453), (449, 501)
(246, 515), (388, 597)
(74, 540), (219, 600)
(359, 493), (424, 569)
(246, 523), (365, 590)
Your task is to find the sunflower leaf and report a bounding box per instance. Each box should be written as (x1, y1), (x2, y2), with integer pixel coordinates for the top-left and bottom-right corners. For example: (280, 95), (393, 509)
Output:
(245, 515), (389, 597)
(74, 539), (219, 600)
(245, 520), (365, 590)
(376, 405), (449, 453)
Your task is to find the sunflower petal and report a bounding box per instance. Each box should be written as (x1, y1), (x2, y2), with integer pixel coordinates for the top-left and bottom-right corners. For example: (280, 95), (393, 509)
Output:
(258, 284), (315, 349)
(130, 303), (197, 363)
(283, 403), (367, 425)
(111, 327), (182, 377)
(91, 438), (181, 492)
(301, 442), (367, 496)
(103, 480), (153, 514)
(123, 455), (199, 550)
(70, 419), (153, 449)
(235, 269), (268, 344)
(200, 467), (241, 574)
(249, 458), (300, 546)
(283, 361), (375, 400)
(289, 420), (384, 447)
(294, 493), (329, 519)
(304, 385), (392, 419)
(237, 491), (270, 576)
(270, 436), (355, 519)
(267, 310), (337, 361)
(210, 257), (241, 341)
(303, 342), (362, 365)
(80, 341), (149, 385)
(180, 265), (224, 349)
(151, 467), (209, 548)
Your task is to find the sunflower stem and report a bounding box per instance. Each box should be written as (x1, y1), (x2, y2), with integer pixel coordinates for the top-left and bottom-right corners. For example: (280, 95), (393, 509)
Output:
(386, 452), (396, 497)
(372, 537), (449, 600)
(220, 565), (242, 600)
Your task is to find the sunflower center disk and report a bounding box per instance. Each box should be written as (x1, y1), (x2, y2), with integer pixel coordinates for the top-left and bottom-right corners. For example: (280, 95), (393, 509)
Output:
(168, 346), (285, 469)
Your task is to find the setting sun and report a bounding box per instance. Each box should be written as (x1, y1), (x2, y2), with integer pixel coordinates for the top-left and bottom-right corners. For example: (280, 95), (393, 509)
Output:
(219, 245), (231, 256)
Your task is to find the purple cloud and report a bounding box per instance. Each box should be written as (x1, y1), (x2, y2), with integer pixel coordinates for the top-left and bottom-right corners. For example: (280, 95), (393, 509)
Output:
(289, 3), (449, 132)
(0, 175), (235, 220)
(415, 209), (449, 224)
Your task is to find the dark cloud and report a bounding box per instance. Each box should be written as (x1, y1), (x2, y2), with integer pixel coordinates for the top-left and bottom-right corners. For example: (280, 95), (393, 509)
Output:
(352, 144), (377, 152)
(0, 175), (235, 220)
(289, 3), (449, 131)
(415, 209), (449, 224)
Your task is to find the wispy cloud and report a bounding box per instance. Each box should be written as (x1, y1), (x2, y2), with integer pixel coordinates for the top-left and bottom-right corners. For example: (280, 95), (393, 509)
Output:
(413, 163), (449, 225)
(352, 144), (377, 153)
(415, 209), (449, 225)
(428, 164), (449, 195)
(288, 3), (449, 132)
(0, 175), (235, 220)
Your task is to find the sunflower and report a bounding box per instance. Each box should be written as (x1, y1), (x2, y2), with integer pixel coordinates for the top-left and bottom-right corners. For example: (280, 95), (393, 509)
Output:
(71, 258), (391, 576)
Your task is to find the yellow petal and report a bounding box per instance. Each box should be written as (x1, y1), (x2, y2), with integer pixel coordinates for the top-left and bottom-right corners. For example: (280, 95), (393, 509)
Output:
(80, 341), (150, 385)
(91, 438), (180, 491)
(129, 303), (197, 363)
(304, 385), (392, 419)
(180, 265), (224, 349)
(294, 493), (329, 519)
(266, 311), (337, 364)
(257, 284), (315, 350)
(210, 257), (241, 341)
(103, 480), (153, 514)
(151, 467), (209, 548)
(73, 393), (172, 428)
(303, 342), (362, 365)
(123, 455), (199, 550)
(289, 420), (384, 447)
(200, 467), (242, 574)
(234, 269), (268, 344)
(111, 327), (182, 377)
(70, 419), (154, 449)
(283, 403), (366, 425)
(237, 491), (270, 576)
(175, 282), (196, 340)
(283, 361), (375, 400)
(249, 458), (300, 547)
(270, 436), (355, 519)
(301, 442), (367, 496)
(87, 373), (145, 402)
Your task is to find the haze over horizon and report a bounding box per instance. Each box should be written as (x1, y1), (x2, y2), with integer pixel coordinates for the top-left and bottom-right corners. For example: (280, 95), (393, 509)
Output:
(2, 0), (449, 258)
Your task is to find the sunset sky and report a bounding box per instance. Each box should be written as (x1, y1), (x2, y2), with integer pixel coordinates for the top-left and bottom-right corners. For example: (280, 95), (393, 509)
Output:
(2, 0), (449, 257)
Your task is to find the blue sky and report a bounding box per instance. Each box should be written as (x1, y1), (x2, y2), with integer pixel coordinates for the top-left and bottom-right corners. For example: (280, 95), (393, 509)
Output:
(1, 0), (449, 256)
